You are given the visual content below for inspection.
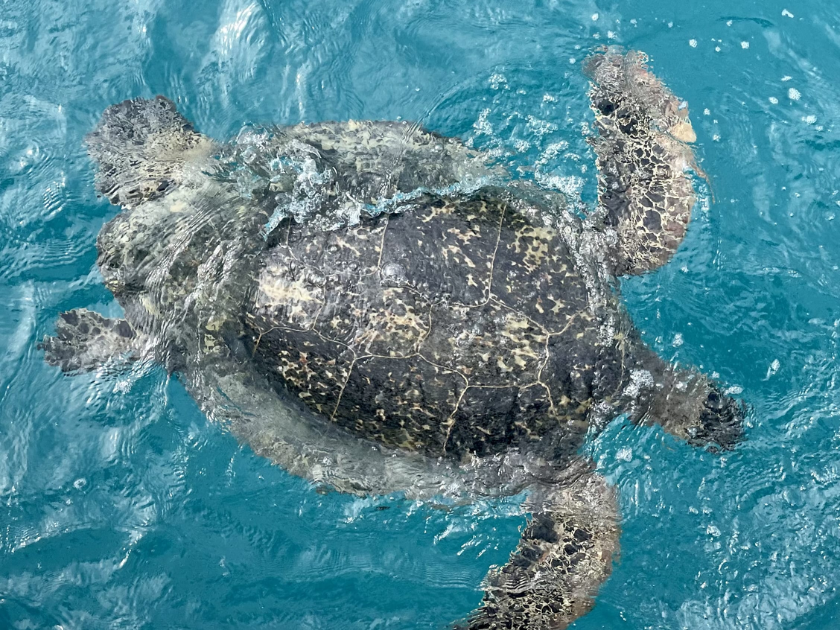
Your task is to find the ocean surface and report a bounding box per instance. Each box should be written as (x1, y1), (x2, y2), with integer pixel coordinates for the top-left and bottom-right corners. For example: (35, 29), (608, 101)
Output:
(3, 0), (840, 628)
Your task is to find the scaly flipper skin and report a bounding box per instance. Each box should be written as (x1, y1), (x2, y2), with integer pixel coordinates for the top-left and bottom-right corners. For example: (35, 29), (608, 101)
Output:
(85, 96), (214, 208)
(622, 337), (744, 451)
(464, 471), (619, 630)
(585, 48), (702, 276)
(39, 309), (141, 373)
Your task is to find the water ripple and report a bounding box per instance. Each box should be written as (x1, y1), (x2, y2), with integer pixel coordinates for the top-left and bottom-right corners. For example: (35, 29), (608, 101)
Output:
(4, 0), (840, 628)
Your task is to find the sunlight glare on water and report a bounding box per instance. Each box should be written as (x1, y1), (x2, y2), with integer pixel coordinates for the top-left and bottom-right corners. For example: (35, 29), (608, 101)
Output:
(3, 0), (840, 628)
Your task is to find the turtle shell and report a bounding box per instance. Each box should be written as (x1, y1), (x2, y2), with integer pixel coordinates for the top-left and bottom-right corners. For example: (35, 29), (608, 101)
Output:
(244, 187), (623, 460)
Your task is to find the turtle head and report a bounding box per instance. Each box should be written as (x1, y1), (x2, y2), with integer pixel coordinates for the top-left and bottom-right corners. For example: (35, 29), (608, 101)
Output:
(585, 47), (697, 144)
(85, 96), (214, 209)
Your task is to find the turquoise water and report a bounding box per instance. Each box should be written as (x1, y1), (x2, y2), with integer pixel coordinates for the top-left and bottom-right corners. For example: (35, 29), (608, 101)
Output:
(3, 0), (840, 627)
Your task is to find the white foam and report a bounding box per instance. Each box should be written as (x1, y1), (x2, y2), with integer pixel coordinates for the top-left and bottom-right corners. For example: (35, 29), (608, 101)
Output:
(616, 447), (633, 462)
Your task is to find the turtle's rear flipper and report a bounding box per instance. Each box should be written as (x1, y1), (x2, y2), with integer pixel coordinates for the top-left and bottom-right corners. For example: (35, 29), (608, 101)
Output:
(461, 471), (619, 630)
(40, 309), (141, 373)
(585, 48), (702, 276)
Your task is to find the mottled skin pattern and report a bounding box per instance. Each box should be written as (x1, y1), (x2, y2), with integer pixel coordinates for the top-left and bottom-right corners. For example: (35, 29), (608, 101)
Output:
(585, 50), (703, 276)
(41, 49), (745, 630)
(464, 476), (619, 629)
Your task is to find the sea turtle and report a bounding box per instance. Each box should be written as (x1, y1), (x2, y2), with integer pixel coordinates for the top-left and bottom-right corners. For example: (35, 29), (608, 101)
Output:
(41, 49), (743, 629)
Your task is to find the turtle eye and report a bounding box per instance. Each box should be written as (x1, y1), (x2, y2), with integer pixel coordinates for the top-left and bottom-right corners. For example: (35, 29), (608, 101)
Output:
(98, 253), (120, 271)
(596, 99), (617, 116)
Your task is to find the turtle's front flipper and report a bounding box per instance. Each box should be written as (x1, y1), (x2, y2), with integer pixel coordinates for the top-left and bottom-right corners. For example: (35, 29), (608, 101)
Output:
(462, 470), (619, 630)
(585, 48), (703, 276)
(40, 309), (142, 373)
(620, 339), (745, 452)
(85, 96), (214, 209)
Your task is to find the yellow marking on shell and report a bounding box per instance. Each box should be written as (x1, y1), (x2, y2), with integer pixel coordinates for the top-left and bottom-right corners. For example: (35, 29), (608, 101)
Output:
(205, 318), (223, 332)
(443, 244), (476, 268)
(257, 269), (322, 310)
(447, 226), (481, 244)
(511, 341), (543, 360)
(334, 236), (361, 257)
(499, 315), (546, 363)
(420, 202), (455, 223)
(503, 317), (530, 331)
(345, 290), (430, 356)
(548, 295), (567, 315)
(511, 224), (557, 272)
